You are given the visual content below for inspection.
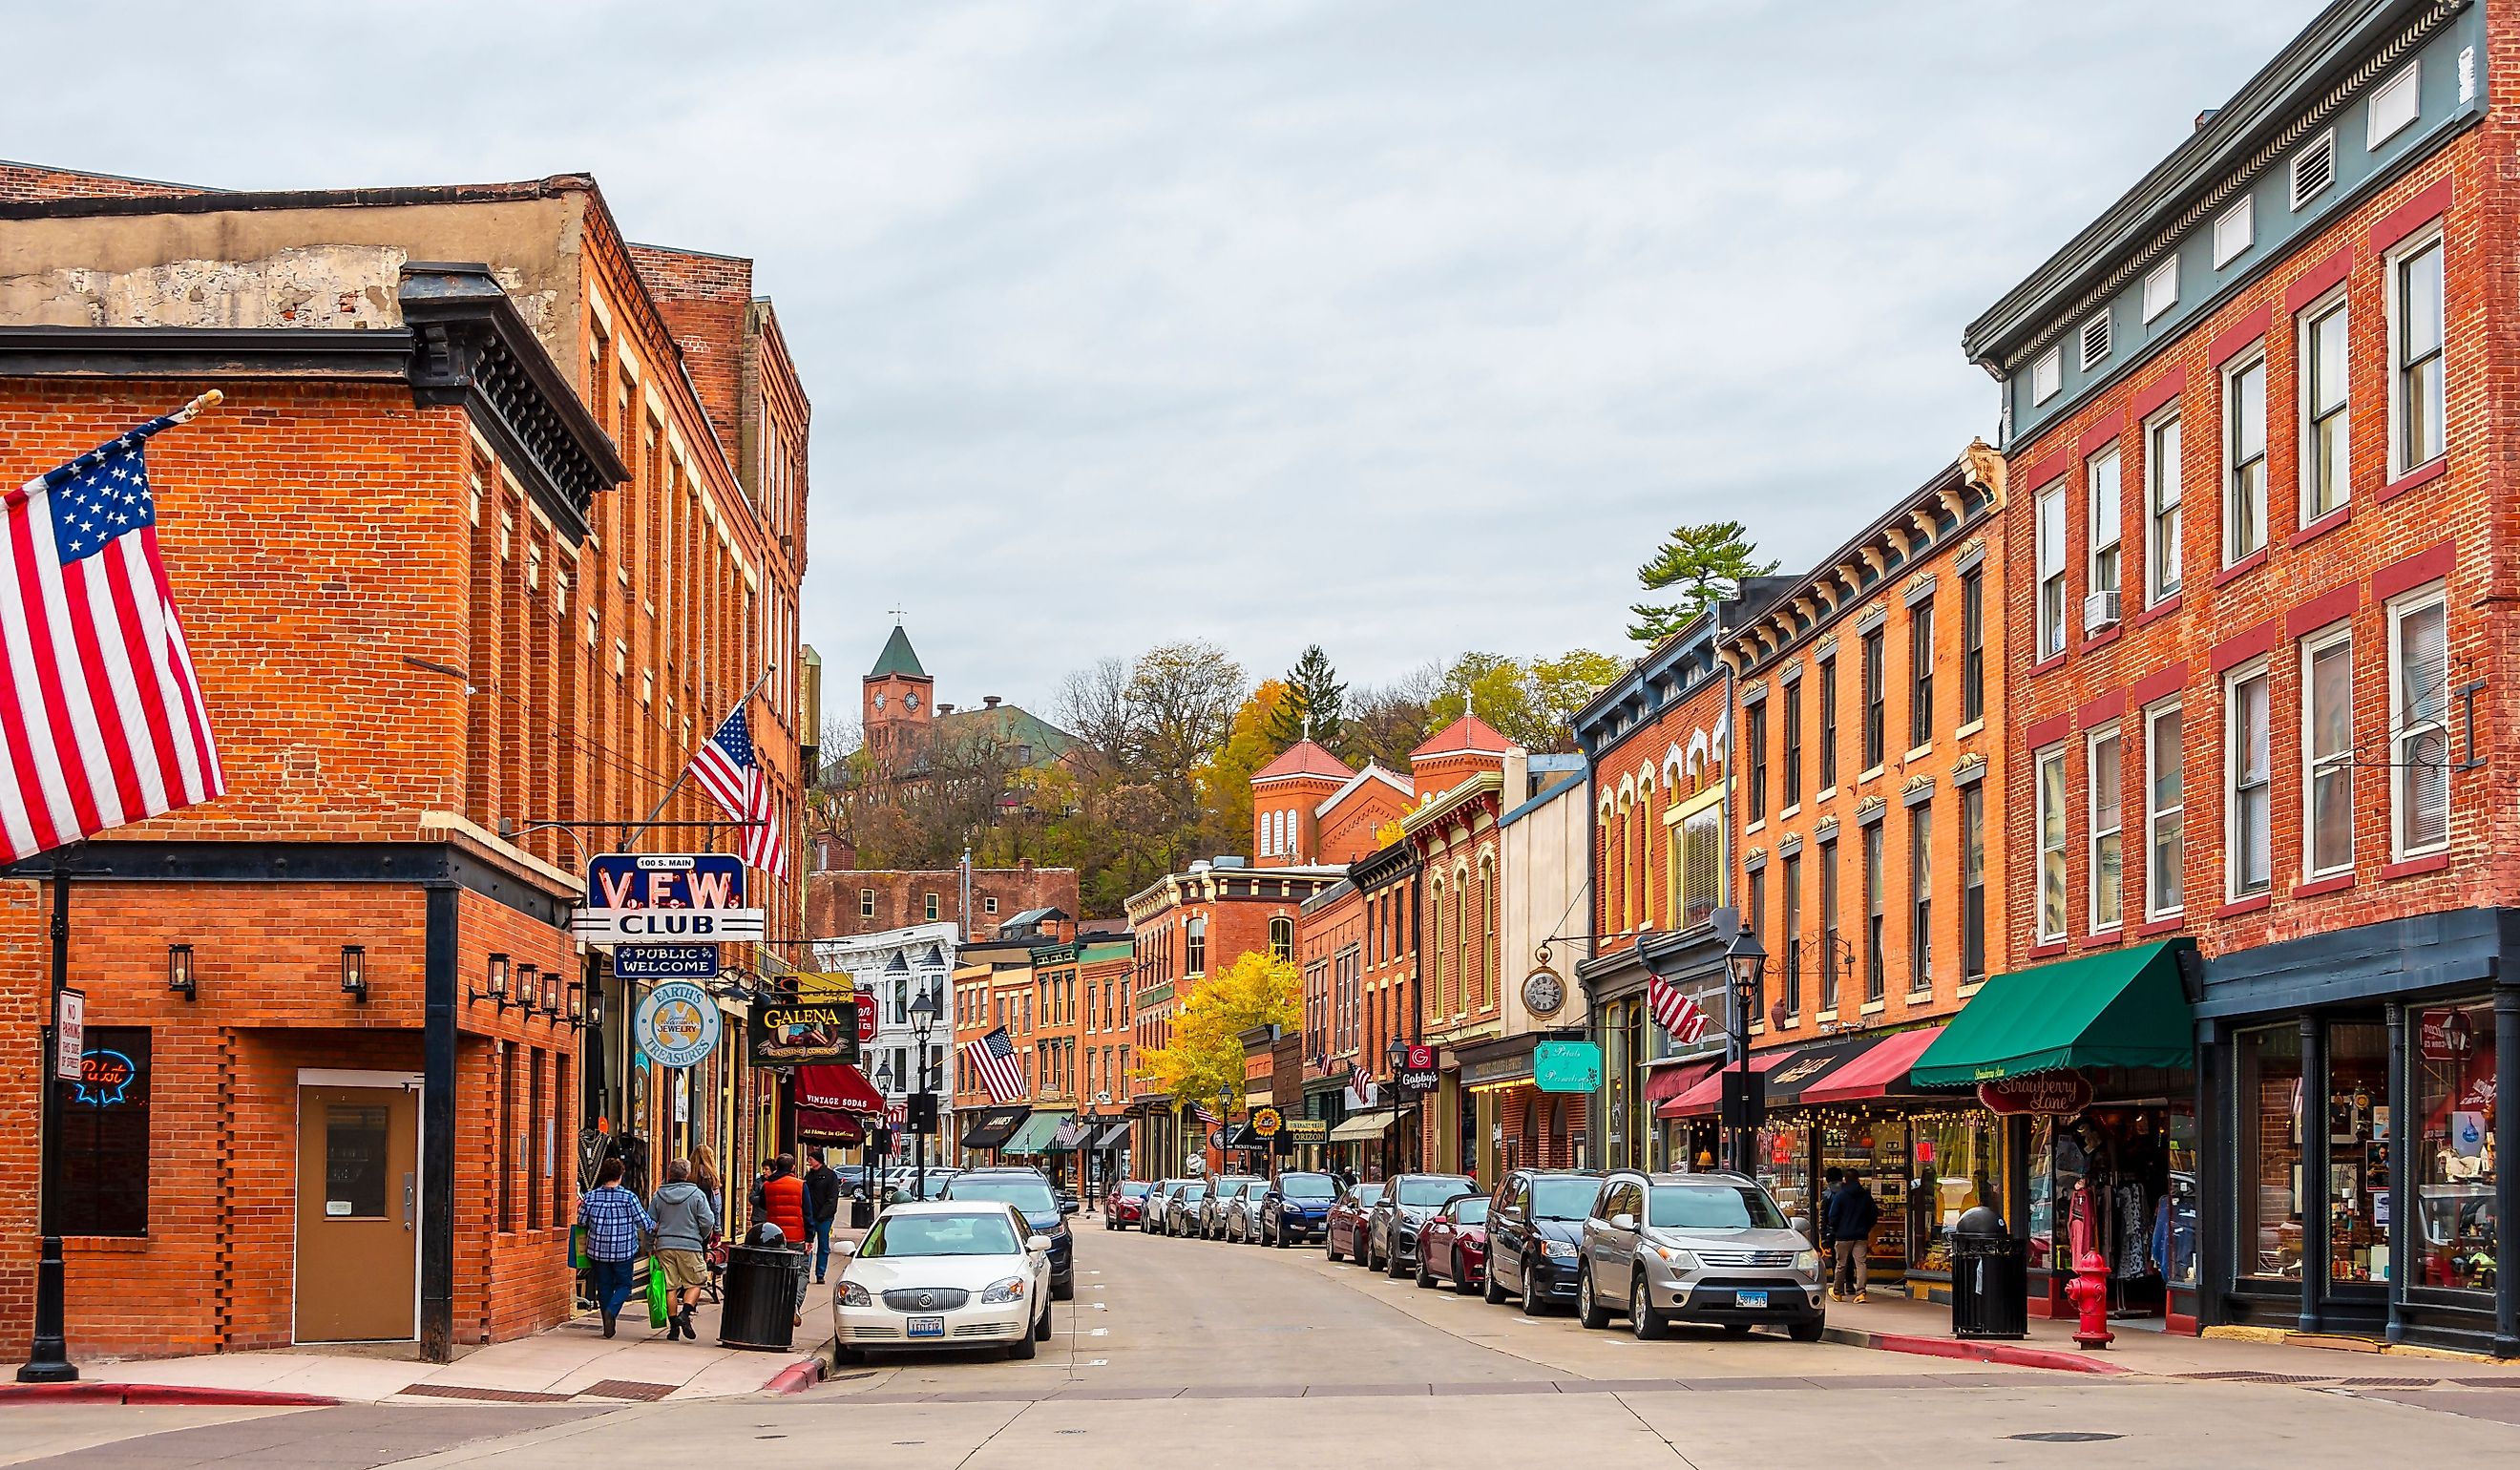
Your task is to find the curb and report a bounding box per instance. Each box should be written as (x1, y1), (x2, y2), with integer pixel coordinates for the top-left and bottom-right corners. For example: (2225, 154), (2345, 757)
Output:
(762, 1358), (825, 1396)
(0, 1381), (342, 1407)
(1822, 1325), (2131, 1376)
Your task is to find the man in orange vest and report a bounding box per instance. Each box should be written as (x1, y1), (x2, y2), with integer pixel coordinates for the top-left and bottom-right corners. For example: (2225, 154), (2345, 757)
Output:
(757, 1154), (811, 1326)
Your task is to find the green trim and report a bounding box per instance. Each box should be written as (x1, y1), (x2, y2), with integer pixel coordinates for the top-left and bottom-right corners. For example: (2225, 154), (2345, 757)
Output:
(1911, 938), (2196, 1086)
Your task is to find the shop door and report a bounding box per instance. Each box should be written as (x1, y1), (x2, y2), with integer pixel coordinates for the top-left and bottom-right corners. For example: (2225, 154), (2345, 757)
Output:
(295, 1084), (418, 1342)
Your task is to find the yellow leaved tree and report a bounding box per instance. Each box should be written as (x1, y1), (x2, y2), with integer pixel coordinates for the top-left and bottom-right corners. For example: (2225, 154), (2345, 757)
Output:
(1139, 949), (1301, 1116)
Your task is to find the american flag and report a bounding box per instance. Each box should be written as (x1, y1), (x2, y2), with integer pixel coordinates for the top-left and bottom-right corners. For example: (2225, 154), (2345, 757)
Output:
(1344, 1062), (1377, 1110)
(964, 1025), (1026, 1103)
(1646, 970), (1709, 1045)
(686, 704), (787, 878)
(1191, 1102), (1220, 1125)
(1, 409), (224, 861)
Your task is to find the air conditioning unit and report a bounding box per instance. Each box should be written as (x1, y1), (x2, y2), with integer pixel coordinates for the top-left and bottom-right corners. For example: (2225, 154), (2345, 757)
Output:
(2083, 589), (2122, 634)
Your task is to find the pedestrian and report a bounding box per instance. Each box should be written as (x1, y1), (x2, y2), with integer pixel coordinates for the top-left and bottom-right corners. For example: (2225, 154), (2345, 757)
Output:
(758, 1152), (811, 1327)
(648, 1158), (719, 1340)
(577, 1156), (654, 1338)
(748, 1157), (776, 1223)
(804, 1148), (842, 1284)
(692, 1144), (727, 1303)
(1817, 1166), (1844, 1255)
(1824, 1166), (1881, 1304)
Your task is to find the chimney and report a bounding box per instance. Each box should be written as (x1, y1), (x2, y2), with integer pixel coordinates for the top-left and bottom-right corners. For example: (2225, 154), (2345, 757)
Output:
(1019, 857), (1035, 872)
(983, 696), (1002, 709)
(938, 703), (956, 715)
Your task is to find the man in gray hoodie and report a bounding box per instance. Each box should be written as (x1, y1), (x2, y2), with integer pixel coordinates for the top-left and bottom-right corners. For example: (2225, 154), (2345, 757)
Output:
(649, 1158), (720, 1340)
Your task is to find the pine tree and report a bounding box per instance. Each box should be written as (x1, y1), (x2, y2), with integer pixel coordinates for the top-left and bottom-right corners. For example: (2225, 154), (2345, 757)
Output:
(1266, 644), (1348, 750)
(1628, 520), (1778, 645)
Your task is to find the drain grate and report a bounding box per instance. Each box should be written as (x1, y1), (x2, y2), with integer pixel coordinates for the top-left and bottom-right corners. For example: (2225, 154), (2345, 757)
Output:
(2333, 1376), (2443, 1387)
(397, 1383), (577, 1404)
(2180, 1371), (2333, 1385)
(578, 1378), (679, 1402)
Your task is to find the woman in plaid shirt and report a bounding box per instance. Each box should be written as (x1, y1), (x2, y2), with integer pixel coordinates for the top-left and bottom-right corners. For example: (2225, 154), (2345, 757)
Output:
(578, 1157), (655, 1337)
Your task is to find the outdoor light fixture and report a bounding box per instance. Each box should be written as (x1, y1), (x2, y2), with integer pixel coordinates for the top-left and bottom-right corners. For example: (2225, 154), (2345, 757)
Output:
(340, 945), (368, 1001)
(1724, 926), (1768, 1008)
(167, 943), (195, 1001)
(473, 954), (512, 1010)
(1386, 1037), (1409, 1072)
(539, 970), (561, 1018)
(516, 964), (537, 1018)
(566, 977), (586, 1025)
(874, 1060), (895, 1093)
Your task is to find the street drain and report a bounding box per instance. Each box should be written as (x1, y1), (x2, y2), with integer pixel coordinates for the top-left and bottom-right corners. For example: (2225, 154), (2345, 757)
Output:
(2007, 1433), (2122, 1443)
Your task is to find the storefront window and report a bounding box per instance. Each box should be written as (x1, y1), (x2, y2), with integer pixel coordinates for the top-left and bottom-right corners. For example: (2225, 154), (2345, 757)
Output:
(2326, 1022), (2389, 1285)
(2415, 998), (2496, 1294)
(1908, 1112), (1997, 1274)
(1819, 1118), (1908, 1278)
(2164, 1106), (2199, 1289)
(1754, 1124), (1810, 1232)
(2027, 1116), (2056, 1270)
(2236, 1025), (2304, 1280)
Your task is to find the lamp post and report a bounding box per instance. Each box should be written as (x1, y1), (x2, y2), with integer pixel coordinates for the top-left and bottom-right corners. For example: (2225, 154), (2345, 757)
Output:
(1384, 1037), (1408, 1183)
(1723, 927), (1767, 1177)
(909, 989), (941, 1200)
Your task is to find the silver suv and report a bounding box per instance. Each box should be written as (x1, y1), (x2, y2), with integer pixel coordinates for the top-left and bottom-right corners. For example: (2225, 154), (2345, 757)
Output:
(1201, 1176), (1261, 1239)
(1575, 1170), (1825, 1340)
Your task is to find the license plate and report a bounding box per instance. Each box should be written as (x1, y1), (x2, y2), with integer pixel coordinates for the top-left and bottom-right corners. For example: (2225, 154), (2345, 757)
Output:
(1734, 1290), (1769, 1309)
(907, 1315), (945, 1338)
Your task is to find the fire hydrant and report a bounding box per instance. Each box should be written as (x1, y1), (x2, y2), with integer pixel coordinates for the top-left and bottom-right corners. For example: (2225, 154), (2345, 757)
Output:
(2064, 1188), (2112, 1350)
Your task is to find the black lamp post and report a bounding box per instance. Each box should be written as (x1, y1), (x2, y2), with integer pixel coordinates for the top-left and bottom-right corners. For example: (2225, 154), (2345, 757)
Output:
(909, 989), (941, 1200)
(1723, 927), (1767, 1176)
(1384, 1038), (1409, 1183)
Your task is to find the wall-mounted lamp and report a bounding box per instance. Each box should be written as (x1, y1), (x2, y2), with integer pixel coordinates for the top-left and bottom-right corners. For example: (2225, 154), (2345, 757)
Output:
(168, 943), (196, 1001)
(472, 953), (511, 1010)
(517, 964), (538, 1019)
(566, 978), (588, 1029)
(539, 970), (562, 1019)
(340, 945), (368, 1002)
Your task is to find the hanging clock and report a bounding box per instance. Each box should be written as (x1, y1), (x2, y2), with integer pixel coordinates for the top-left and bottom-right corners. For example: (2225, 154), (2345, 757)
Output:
(1522, 968), (1566, 1018)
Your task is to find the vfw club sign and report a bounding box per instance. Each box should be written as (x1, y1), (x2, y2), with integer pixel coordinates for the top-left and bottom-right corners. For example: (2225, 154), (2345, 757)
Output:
(572, 854), (765, 942)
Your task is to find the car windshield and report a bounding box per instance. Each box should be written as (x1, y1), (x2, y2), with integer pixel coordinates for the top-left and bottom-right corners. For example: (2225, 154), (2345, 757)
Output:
(1447, 1199), (1491, 1225)
(1530, 1178), (1599, 1220)
(1347, 1185), (1385, 1207)
(1179, 1186), (1207, 1202)
(1119, 1183), (1149, 1198)
(1648, 1185), (1786, 1231)
(946, 1179), (1058, 1213)
(1277, 1173), (1338, 1200)
(863, 1211), (1020, 1257)
(1396, 1178), (1473, 1207)
(1218, 1179), (1255, 1197)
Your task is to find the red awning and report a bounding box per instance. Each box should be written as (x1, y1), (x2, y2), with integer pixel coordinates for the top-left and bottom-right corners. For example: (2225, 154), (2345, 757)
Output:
(794, 1063), (887, 1116)
(1656, 1051), (1792, 1118)
(1643, 1057), (1720, 1103)
(1799, 1026), (1945, 1104)
(796, 1110), (866, 1144)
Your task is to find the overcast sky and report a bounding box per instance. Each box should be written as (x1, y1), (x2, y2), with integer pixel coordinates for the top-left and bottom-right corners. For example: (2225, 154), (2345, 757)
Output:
(4, 1), (2319, 713)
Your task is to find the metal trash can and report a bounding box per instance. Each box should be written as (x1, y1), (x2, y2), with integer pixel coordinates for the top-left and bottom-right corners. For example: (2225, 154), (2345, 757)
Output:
(719, 1244), (804, 1351)
(850, 1190), (874, 1229)
(1948, 1205), (2027, 1339)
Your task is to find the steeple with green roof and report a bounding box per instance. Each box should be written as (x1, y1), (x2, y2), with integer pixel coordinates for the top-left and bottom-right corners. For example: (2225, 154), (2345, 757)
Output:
(869, 622), (928, 679)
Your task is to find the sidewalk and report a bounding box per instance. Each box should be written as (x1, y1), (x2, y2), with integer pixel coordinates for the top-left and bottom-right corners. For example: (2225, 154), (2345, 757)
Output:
(1823, 1290), (2520, 1384)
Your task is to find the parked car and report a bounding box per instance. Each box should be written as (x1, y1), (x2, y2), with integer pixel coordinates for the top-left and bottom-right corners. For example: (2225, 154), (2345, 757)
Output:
(1165, 1181), (1209, 1236)
(942, 1167), (1079, 1300)
(1483, 1169), (1602, 1313)
(1105, 1180), (1152, 1230)
(885, 1168), (960, 1203)
(1258, 1171), (1343, 1248)
(1325, 1183), (1385, 1264)
(1201, 1176), (1262, 1239)
(1368, 1173), (1478, 1276)
(830, 1202), (1053, 1362)
(1416, 1194), (1490, 1293)
(1574, 1170), (1825, 1341)
(1221, 1178), (1273, 1243)
(1141, 1179), (1180, 1235)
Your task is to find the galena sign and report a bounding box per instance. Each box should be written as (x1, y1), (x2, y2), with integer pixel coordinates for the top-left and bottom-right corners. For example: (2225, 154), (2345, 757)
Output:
(573, 854), (764, 943)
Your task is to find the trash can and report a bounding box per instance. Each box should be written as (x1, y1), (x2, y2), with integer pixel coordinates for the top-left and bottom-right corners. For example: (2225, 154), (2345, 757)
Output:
(719, 1244), (804, 1351)
(850, 1189), (874, 1230)
(1948, 1205), (2027, 1340)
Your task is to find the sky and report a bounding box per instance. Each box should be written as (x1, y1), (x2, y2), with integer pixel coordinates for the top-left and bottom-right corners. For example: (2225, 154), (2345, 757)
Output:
(2, 1), (2320, 714)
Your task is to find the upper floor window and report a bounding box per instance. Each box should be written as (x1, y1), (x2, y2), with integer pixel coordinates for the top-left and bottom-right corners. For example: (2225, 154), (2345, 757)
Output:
(1960, 782), (1987, 983)
(2033, 346), (2062, 404)
(859, 888), (875, 919)
(2389, 587), (2451, 858)
(1816, 840), (1838, 1014)
(2036, 746), (2068, 944)
(1270, 915), (1295, 962)
(1861, 821), (1886, 1004)
(2147, 703), (2186, 919)
(2392, 233), (2446, 476)
(2147, 410), (2183, 604)
(1186, 915), (1208, 976)
(2303, 627), (2355, 878)
(1908, 598), (1935, 747)
(1907, 804), (1932, 994)
(2367, 62), (2420, 148)
(1860, 628), (1886, 769)
(2087, 444), (2122, 631)
(924, 892), (940, 921)
(1745, 702), (1769, 824)
(2302, 295), (2351, 520)
(2225, 662), (2273, 900)
(1780, 681), (1803, 808)
(2223, 348), (2268, 563)
(2142, 255), (2178, 324)
(2213, 195), (2254, 267)
(1679, 805), (1722, 932)
(1817, 656), (1840, 788)
(1960, 569), (1985, 724)
(2035, 481), (2068, 659)
(2088, 725), (2123, 933)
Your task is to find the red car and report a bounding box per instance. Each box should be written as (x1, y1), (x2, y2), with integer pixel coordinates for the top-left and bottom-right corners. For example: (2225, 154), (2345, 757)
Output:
(1105, 1180), (1152, 1229)
(1416, 1194), (1489, 1294)
(1324, 1182), (1385, 1265)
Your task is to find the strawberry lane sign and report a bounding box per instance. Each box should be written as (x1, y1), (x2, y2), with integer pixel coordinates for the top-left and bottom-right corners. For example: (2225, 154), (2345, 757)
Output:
(1976, 1073), (2095, 1116)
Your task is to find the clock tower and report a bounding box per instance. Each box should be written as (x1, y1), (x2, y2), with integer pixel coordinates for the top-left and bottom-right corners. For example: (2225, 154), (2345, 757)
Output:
(863, 621), (934, 766)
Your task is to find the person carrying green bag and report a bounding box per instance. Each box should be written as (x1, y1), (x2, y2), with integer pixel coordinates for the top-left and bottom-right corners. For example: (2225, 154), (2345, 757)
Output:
(577, 1156), (655, 1338)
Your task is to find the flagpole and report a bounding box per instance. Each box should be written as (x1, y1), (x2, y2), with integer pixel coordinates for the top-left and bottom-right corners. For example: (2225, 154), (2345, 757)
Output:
(620, 662), (777, 852)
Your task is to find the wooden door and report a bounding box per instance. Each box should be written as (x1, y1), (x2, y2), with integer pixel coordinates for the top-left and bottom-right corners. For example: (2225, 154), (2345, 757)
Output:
(296, 1084), (418, 1341)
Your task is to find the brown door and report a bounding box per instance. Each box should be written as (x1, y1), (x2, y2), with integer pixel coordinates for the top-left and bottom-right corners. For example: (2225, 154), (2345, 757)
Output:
(296, 1084), (418, 1342)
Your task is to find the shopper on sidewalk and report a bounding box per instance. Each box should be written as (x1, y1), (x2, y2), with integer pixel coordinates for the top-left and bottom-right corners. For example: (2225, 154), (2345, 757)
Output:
(803, 1149), (842, 1284)
(758, 1153), (812, 1327)
(578, 1157), (655, 1338)
(649, 1158), (719, 1341)
(1825, 1166), (1880, 1304)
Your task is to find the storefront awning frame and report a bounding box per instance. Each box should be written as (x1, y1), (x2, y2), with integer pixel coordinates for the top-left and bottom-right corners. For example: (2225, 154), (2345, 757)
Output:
(959, 1104), (1032, 1150)
(1326, 1108), (1398, 1143)
(1911, 938), (2198, 1087)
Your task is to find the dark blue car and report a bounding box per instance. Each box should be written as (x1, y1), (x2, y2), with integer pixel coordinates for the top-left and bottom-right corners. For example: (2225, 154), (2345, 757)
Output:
(942, 1169), (1079, 1299)
(1259, 1171), (1344, 1248)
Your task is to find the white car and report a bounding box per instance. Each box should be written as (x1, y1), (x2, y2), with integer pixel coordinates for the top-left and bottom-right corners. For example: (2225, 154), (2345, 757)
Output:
(832, 1202), (1056, 1360)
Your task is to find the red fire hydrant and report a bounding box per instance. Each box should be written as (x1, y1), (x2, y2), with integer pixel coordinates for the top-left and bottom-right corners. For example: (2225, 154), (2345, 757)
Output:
(2064, 1185), (2112, 1350)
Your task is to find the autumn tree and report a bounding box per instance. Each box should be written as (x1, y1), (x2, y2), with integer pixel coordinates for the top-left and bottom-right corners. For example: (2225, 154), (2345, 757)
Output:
(1628, 520), (1777, 645)
(1195, 680), (1294, 855)
(1139, 949), (1301, 1116)
(1342, 662), (1443, 771)
(1426, 649), (1625, 753)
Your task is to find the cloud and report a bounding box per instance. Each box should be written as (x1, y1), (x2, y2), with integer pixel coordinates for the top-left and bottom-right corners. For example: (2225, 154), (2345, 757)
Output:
(0, 0), (2317, 708)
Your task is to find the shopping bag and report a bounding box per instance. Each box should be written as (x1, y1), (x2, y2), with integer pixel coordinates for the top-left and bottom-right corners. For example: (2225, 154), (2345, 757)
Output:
(644, 1259), (670, 1329)
(570, 1225), (590, 1270)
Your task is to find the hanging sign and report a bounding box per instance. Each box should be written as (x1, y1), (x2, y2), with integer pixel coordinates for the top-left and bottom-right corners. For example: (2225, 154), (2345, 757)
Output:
(573, 854), (761, 943)
(748, 994), (863, 1067)
(1976, 1073), (2095, 1116)
(1396, 1043), (1440, 1098)
(1534, 1040), (1604, 1094)
(1250, 1105), (1284, 1139)
(633, 980), (721, 1068)
(53, 988), (84, 1081)
(615, 945), (720, 980)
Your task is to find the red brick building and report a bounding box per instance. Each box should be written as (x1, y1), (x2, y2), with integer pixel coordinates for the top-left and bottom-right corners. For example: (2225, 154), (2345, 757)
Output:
(807, 862), (1080, 942)
(1955, 0), (2515, 1351)
(0, 164), (810, 1361)
(1250, 739), (1413, 869)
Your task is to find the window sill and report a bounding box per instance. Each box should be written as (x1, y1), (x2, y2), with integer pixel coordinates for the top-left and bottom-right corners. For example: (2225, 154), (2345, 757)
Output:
(1903, 743), (1933, 764)
(2213, 549), (2269, 588)
(2028, 652), (2068, 678)
(1955, 720), (1984, 741)
(1958, 979), (1986, 998)
(2291, 872), (2355, 900)
(2135, 913), (2185, 937)
(1815, 786), (1838, 806)
(1744, 820), (1765, 838)
(2378, 456), (2449, 504)
(1858, 765), (1886, 786)
(2083, 926), (2124, 949)
(2383, 851), (2451, 880)
(2286, 502), (2352, 549)
(2027, 940), (2068, 959)
(1906, 988), (1934, 1005)
(2130, 593), (2184, 629)
(2214, 892), (2273, 919)
(1859, 1000), (1886, 1016)
(1816, 1010), (1839, 1024)
(1779, 804), (1801, 824)
(2079, 624), (2124, 655)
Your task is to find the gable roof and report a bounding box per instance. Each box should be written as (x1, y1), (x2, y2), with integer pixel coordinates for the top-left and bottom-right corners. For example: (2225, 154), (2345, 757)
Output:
(1313, 763), (1413, 818)
(1252, 739), (1353, 785)
(1411, 714), (1513, 762)
(869, 623), (928, 680)
(933, 702), (1076, 763)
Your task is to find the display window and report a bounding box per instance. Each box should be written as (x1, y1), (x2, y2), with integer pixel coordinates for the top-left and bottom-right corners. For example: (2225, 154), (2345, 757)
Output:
(2234, 1024), (2304, 1280)
(1907, 1113), (1997, 1273)
(2414, 998), (2496, 1294)
(1817, 1118), (1908, 1280)
(2326, 1021), (2390, 1285)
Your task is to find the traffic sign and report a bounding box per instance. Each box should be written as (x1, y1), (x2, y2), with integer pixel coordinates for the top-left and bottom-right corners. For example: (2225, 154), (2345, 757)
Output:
(53, 988), (83, 1081)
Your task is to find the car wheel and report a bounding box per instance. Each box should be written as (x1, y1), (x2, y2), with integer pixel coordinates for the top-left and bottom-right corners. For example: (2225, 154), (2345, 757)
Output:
(1630, 1274), (1669, 1340)
(1576, 1270), (1610, 1330)
(1520, 1260), (1547, 1315)
(1416, 1252), (1437, 1289)
(1788, 1317), (1826, 1343)
(1008, 1326), (1039, 1360)
(1455, 1263), (1480, 1296)
(831, 1344), (863, 1366)
(1036, 1304), (1055, 1340)
(1053, 1275), (1074, 1303)
(1482, 1258), (1506, 1305)
(1387, 1240), (1409, 1279)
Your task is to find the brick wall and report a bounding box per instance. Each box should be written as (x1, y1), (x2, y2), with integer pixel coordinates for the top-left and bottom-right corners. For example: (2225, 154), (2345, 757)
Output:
(0, 161), (205, 203)
(807, 866), (1081, 940)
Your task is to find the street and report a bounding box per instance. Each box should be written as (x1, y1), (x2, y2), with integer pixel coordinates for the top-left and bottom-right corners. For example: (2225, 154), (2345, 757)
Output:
(10, 1225), (2519, 1468)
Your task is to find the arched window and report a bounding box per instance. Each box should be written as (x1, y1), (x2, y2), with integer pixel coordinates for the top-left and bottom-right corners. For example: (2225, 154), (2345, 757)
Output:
(1635, 773), (1656, 929)
(1269, 915), (1294, 961)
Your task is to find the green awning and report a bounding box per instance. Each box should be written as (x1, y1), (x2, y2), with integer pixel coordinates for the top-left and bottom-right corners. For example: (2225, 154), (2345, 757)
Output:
(1001, 1109), (1074, 1155)
(1911, 938), (2197, 1086)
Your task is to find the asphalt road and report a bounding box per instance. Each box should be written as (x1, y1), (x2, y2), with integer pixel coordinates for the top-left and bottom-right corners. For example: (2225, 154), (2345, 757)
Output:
(9, 1221), (2519, 1468)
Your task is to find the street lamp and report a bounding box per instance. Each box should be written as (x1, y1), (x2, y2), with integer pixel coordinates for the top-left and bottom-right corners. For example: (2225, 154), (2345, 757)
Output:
(1384, 1038), (1410, 1184)
(909, 989), (941, 1200)
(1723, 926), (1768, 1176)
